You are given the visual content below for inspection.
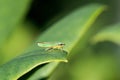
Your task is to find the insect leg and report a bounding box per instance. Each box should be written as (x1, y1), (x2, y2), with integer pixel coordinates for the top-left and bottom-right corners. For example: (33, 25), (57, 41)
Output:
(45, 47), (53, 51)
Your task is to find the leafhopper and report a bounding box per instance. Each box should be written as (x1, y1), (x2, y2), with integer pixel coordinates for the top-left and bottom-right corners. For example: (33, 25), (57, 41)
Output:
(37, 42), (65, 51)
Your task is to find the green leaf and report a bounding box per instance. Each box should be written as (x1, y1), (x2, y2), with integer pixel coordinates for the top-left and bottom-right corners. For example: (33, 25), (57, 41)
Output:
(0, 49), (67, 80)
(28, 4), (106, 53)
(0, 4), (106, 80)
(92, 23), (120, 45)
(27, 4), (106, 79)
(0, 0), (31, 46)
(27, 62), (59, 80)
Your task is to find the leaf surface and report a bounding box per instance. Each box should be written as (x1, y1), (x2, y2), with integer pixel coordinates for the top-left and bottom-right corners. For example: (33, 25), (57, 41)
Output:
(0, 4), (106, 80)
(92, 23), (120, 45)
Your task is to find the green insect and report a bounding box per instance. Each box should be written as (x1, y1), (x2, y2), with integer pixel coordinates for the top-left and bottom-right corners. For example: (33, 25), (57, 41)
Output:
(37, 42), (65, 51)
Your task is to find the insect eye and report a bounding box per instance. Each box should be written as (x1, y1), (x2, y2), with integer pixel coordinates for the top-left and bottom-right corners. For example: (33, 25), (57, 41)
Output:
(58, 43), (65, 46)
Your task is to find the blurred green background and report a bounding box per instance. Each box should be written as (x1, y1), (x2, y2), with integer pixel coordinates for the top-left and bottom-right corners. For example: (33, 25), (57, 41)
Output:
(0, 0), (120, 80)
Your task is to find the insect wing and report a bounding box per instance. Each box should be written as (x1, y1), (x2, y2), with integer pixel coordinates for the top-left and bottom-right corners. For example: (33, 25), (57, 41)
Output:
(37, 42), (54, 48)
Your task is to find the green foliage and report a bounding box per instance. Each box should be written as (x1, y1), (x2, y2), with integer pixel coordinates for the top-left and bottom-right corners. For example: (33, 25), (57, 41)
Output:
(0, 0), (31, 46)
(0, 0), (119, 80)
(0, 49), (67, 80)
(92, 23), (120, 45)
